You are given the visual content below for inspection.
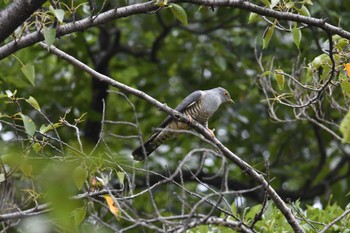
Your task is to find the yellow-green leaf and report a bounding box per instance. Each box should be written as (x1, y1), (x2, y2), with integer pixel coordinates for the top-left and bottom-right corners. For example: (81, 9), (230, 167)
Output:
(117, 171), (125, 186)
(20, 113), (36, 137)
(43, 26), (56, 50)
(39, 123), (61, 134)
(21, 162), (32, 177)
(21, 64), (35, 86)
(49, 6), (65, 23)
(261, 0), (270, 7)
(340, 110), (350, 143)
(263, 21), (276, 49)
(32, 142), (41, 153)
(73, 206), (87, 226)
(341, 79), (350, 97)
(292, 23), (302, 49)
(169, 3), (188, 25)
(248, 12), (260, 24)
(154, 0), (168, 7)
(274, 69), (285, 90)
(296, 5), (311, 17)
(338, 38), (349, 49)
(26, 96), (41, 112)
(261, 71), (273, 77)
(73, 166), (88, 190)
(311, 54), (329, 69)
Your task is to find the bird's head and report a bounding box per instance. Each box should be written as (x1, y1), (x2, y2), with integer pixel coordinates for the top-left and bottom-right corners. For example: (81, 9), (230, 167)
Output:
(216, 87), (234, 104)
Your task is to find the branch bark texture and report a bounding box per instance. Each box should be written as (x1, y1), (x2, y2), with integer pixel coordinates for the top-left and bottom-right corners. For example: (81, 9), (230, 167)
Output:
(40, 42), (305, 233)
(1, 0), (350, 60)
(0, 0), (47, 43)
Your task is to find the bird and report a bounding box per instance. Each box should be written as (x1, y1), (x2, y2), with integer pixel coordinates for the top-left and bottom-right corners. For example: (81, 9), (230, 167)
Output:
(132, 87), (233, 161)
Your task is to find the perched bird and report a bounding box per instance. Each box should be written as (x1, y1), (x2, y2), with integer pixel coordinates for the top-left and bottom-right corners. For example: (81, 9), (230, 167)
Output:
(132, 87), (233, 160)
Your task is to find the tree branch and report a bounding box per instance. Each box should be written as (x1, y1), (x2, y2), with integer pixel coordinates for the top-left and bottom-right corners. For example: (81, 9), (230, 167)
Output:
(0, 203), (50, 221)
(0, 1), (158, 60)
(0, 0), (47, 43)
(173, 216), (256, 233)
(319, 209), (350, 233)
(39, 42), (305, 233)
(1, 0), (350, 61)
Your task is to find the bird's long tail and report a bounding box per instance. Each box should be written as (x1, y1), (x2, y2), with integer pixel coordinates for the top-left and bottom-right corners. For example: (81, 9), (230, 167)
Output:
(132, 138), (160, 161)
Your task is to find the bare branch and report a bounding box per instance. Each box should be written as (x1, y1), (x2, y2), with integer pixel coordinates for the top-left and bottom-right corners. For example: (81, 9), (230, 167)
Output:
(1, 0), (350, 60)
(0, 203), (50, 221)
(319, 209), (350, 233)
(39, 42), (305, 233)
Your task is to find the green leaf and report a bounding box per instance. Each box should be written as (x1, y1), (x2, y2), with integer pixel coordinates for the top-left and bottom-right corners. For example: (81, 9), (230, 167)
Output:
(73, 166), (88, 190)
(44, 26), (56, 50)
(154, 0), (168, 7)
(274, 69), (285, 90)
(21, 64), (35, 86)
(32, 142), (41, 153)
(117, 171), (125, 186)
(336, 38), (349, 50)
(20, 113), (36, 137)
(21, 162), (32, 177)
(49, 6), (65, 23)
(292, 23), (302, 49)
(310, 54), (329, 69)
(39, 123), (62, 134)
(261, 71), (273, 76)
(169, 3), (188, 25)
(341, 80), (350, 97)
(74, 206), (87, 226)
(296, 5), (311, 17)
(263, 21), (276, 49)
(26, 96), (41, 112)
(244, 204), (262, 222)
(340, 110), (350, 143)
(248, 12), (260, 24)
(261, 0), (270, 7)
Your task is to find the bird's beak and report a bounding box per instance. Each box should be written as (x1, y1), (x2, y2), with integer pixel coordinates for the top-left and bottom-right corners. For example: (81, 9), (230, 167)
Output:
(229, 98), (234, 103)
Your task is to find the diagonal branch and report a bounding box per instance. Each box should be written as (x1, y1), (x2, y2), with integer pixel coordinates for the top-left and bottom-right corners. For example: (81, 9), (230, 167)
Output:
(39, 42), (304, 233)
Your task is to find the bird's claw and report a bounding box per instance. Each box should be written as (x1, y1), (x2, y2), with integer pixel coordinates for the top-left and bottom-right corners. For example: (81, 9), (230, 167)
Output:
(208, 128), (215, 137)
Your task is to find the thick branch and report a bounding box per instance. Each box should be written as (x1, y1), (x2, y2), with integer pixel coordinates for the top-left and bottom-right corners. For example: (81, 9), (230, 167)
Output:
(40, 42), (304, 233)
(0, 0), (47, 43)
(0, 1), (158, 60)
(180, 0), (350, 38)
(1, 0), (350, 60)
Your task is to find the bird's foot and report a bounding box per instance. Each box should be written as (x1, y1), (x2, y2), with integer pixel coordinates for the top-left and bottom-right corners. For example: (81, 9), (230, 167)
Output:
(208, 128), (215, 137)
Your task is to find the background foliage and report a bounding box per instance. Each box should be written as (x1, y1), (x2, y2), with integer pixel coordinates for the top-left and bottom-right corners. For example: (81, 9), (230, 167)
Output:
(0, 0), (350, 232)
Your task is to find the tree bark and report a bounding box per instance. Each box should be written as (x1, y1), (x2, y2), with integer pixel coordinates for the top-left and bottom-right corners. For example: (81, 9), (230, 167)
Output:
(0, 0), (47, 43)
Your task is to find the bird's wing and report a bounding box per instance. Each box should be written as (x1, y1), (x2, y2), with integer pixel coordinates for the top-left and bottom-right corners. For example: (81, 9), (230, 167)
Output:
(159, 90), (203, 128)
(132, 90), (203, 159)
(142, 91), (202, 143)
